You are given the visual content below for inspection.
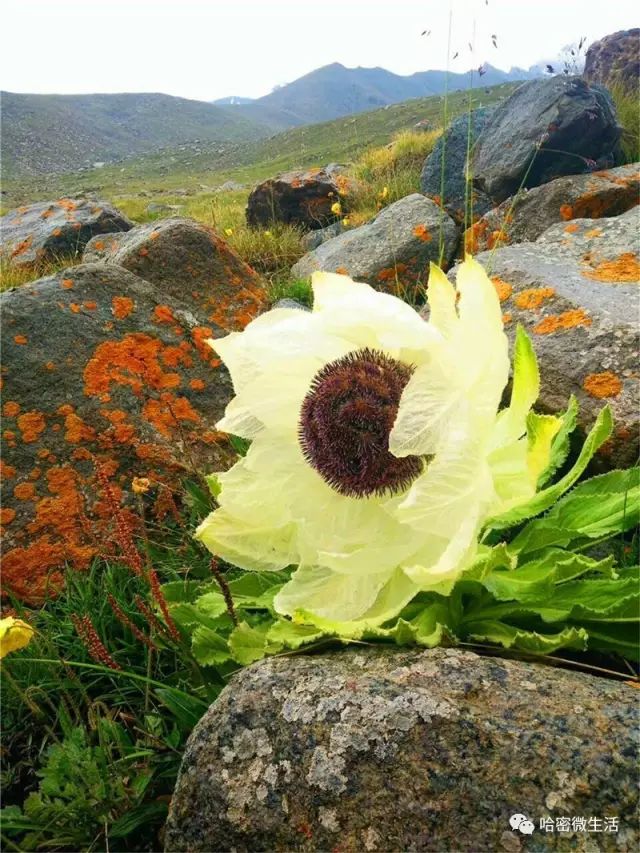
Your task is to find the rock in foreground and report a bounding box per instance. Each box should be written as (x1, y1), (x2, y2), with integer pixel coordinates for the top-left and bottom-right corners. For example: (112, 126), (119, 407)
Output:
(465, 162), (640, 253)
(165, 647), (638, 852)
(472, 77), (621, 203)
(462, 211), (639, 469)
(1, 198), (132, 267)
(246, 168), (344, 229)
(292, 193), (458, 290)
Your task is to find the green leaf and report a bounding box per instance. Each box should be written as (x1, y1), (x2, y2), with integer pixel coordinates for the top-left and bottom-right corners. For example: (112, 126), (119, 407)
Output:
(110, 802), (168, 839)
(511, 467), (640, 556)
(228, 621), (281, 665)
(191, 626), (231, 666)
(154, 689), (208, 729)
(229, 435), (251, 457)
(161, 580), (204, 604)
(526, 411), (561, 486)
(465, 621), (588, 654)
(539, 395), (578, 485)
(486, 405), (613, 531)
(581, 623), (640, 662)
(205, 473), (221, 498)
(480, 551), (617, 604)
(266, 619), (326, 649)
(195, 592), (228, 619)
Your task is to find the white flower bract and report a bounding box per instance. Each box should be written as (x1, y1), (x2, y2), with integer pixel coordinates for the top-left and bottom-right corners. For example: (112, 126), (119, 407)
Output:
(196, 258), (548, 634)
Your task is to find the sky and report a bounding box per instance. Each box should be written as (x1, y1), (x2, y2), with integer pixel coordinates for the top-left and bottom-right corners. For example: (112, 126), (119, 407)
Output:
(1, 0), (638, 102)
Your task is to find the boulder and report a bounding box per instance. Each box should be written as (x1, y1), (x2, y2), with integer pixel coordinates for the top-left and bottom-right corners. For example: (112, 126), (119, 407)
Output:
(1, 230), (267, 601)
(453, 210), (639, 468)
(246, 168), (343, 230)
(420, 106), (497, 222)
(165, 647), (638, 852)
(0, 198), (132, 267)
(301, 220), (346, 251)
(464, 162), (640, 253)
(82, 218), (265, 331)
(472, 77), (622, 203)
(292, 194), (458, 291)
(584, 29), (640, 91)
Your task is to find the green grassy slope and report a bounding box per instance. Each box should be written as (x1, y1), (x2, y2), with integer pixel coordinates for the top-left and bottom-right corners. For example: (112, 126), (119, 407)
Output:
(4, 83), (519, 205)
(1, 91), (276, 179)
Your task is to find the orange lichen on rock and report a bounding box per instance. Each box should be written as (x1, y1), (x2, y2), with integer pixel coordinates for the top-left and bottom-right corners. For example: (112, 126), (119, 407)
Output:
(153, 305), (175, 324)
(514, 287), (556, 310)
(93, 240), (105, 251)
(10, 236), (33, 258)
(2, 466), (96, 602)
(583, 371), (623, 398)
(564, 223), (580, 233)
(83, 301), (98, 311)
(83, 334), (182, 397)
(502, 312), (513, 325)
(584, 228), (603, 238)
(14, 482), (36, 500)
(57, 199), (77, 211)
(559, 204), (574, 221)
(64, 413), (96, 444)
(162, 342), (193, 368)
(582, 252), (640, 283)
(0, 508), (16, 525)
(17, 411), (46, 443)
(413, 224), (432, 242)
(3, 401), (21, 417)
(491, 277), (513, 302)
(14, 335), (28, 345)
(189, 378), (205, 391)
(534, 308), (592, 335)
(142, 394), (200, 437)
(61, 279), (74, 289)
(112, 296), (134, 319)
(335, 266), (349, 275)
(0, 461), (17, 479)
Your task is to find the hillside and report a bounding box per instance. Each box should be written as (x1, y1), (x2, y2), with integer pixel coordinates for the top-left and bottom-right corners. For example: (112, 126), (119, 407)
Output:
(1, 91), (275, 178)
(218, 62), (540, 126)
(3, 83), (520, 205)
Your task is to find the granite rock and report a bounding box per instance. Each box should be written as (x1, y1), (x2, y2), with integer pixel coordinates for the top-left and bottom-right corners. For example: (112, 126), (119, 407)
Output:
(165, 647), (638, 852)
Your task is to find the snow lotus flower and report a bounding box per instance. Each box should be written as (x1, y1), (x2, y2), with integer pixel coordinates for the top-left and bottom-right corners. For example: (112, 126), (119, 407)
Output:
(197, 258), (551, 633)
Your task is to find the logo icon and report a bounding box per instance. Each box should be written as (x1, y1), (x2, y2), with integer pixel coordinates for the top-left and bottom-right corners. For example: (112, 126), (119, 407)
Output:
(510, 814), (535, 835)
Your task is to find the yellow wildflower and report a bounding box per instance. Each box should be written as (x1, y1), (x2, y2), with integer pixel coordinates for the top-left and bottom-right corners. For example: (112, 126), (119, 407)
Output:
(0, 617), (34, 659)
(264, 230), (272, 237)
(132, 476), (152, 495)
(330, 202), (342, 216)
(380, 186), (389, 200)
(342, 218), (350, 227)
(224, 228), (233, 237)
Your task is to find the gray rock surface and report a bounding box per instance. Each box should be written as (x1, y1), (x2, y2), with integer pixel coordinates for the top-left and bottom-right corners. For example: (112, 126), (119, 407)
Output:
(246, 168), (343, 230)
(0, 263), (240, 602)
(455, 215), (639, 468)
(472, 77), (622, 203)
(584, 28), (640, 91)
(82, 217), (266, 332)
(420, 105), (497, 222)
(0, 198), (132, 267)
(292, 193), (458, 290)
(301, 220), (346, 251)
(464, 162), (640, 253)
(165, 647), (638, 852)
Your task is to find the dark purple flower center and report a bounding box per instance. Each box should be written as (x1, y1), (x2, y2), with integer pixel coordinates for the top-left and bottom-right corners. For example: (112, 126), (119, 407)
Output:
(298, 348), (424, 498)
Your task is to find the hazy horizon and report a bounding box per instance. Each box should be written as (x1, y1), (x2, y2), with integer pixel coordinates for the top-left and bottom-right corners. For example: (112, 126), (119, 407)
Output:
(1, 0), (638, 102)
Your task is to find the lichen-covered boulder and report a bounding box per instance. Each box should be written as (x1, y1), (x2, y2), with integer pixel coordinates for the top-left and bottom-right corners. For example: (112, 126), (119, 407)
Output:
(82, 218), (265, 331)
(452, 210), (639, 468)
(472, 77), (622, 203)
(246, 168), (343, 230)
(420, 105), (496, 222)
(464, 162), (640, 253)
(0, 198), (132, 267)
(165, 647), (638, 852)
(584, 28), (640, 91)
(291, 194), (458, 291)
(0, 256), (266, 602)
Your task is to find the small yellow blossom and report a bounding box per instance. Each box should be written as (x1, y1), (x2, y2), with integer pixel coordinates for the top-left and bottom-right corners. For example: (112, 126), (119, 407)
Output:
(342, 218), (350, 227)
(380, 186), (389, 200)
(330, 202), (342, 216)
(0, 617), (34, 659)
(224, 228), (233, 237)
(264, 230), (272, 237)
(132, 476), (152, 495)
